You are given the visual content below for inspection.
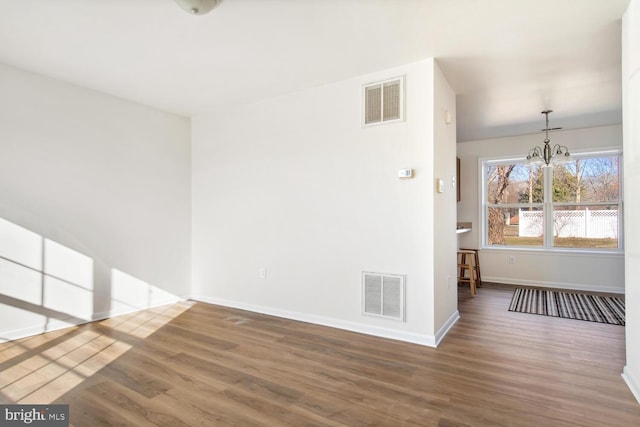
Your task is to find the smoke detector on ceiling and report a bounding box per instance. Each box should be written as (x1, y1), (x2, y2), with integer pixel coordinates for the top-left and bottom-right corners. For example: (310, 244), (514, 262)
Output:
(174, 0), (222, 15)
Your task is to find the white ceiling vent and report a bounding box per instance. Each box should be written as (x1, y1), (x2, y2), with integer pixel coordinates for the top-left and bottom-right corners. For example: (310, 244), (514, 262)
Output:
(362, 272), (405, 321)
(363, 77), (404, 126)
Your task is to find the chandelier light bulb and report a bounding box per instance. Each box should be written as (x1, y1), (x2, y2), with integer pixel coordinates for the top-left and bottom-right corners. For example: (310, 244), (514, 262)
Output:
(173, 0), (222, 16)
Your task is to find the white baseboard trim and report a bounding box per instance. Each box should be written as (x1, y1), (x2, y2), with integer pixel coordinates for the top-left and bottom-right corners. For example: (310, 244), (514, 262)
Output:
(92, 296), (185, 321)
(435, 310), (459, 346)
(191, 294), (438, 348)
(483, 276), (624, 294)
(0, 325), (53, 343)
(623, 366), (640, 405)
(0, 296), (186, 343)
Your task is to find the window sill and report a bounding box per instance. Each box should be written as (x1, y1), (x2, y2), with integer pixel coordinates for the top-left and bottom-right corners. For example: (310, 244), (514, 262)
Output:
(481, 246), (624, 258)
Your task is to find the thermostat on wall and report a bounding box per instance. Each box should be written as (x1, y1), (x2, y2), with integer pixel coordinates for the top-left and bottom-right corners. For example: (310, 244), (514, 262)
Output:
(398, 169), (414, 179)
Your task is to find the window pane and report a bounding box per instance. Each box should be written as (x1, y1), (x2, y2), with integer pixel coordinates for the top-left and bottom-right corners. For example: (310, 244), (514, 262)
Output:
(552, 205), (619, 248)
(553, 156), (620, 203)
(487, 207), (543, 246)
(487, 163), (542, 205)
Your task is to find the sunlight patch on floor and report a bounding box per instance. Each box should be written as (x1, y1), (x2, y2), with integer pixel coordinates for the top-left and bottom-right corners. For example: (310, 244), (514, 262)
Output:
(0, 301), (193, 404)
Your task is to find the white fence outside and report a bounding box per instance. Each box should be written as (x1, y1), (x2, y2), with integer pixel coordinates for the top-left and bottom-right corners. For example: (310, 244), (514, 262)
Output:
(519, 208), (618, 239)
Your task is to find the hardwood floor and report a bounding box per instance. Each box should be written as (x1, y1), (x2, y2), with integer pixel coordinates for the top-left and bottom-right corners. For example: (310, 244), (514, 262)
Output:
(1, 283), (639, 426)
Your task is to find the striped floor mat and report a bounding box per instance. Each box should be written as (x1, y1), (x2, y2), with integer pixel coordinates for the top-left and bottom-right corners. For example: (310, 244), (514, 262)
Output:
(508, 287), (625, 326)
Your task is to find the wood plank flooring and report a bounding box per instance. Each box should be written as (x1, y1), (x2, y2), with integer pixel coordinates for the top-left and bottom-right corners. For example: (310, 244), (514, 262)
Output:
(1, 283), (639, 426)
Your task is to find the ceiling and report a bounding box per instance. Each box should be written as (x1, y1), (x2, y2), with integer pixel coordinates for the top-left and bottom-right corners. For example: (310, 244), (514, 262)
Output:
(0, 0), (630, 142)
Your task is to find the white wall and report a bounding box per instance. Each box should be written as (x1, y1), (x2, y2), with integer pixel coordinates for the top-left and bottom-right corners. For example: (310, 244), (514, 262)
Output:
(622, 0), (640, 404)
(192, 59), (454, 345)
(0, 64), (191, 341)
(457, 125), (624, 293)
(433, 61), (459, 339)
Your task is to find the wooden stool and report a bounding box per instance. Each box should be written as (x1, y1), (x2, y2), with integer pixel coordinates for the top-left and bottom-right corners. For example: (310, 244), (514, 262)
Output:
(457, 250), (477, 297)
(460, 247), (482, 288)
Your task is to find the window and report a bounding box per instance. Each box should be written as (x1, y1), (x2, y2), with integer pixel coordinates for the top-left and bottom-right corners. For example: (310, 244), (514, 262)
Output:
(363, 77), (404, 126)
(481, 151), (622, 250)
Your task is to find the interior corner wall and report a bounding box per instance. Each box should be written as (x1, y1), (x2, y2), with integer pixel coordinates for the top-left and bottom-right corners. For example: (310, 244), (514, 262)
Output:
(456, 125), (624, 293)
(191, 59), (439, 345)
(0, 63), (191, 341)
(432, 61), (458, 340)
(622, 0), (640, 405)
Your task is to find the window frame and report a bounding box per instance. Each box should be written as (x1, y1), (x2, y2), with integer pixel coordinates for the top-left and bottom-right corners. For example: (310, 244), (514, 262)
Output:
(479, 149), (623, 253)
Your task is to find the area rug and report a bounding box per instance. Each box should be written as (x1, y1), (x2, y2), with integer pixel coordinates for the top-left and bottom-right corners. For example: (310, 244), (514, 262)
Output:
(508, 287), (625, 326)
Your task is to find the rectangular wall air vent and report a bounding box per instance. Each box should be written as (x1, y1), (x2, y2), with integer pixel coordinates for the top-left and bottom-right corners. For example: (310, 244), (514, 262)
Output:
(362, 272), (405, 321)
(363, 77), (404, 126)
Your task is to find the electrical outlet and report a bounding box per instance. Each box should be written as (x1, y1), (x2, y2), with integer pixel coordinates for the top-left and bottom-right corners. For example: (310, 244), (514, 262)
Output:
(509, 256), (516, 264)
(259, 267), (267, 279)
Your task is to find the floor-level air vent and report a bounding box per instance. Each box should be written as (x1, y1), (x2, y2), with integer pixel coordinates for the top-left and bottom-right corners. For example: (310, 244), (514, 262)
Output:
(362, 272), (405, 321)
